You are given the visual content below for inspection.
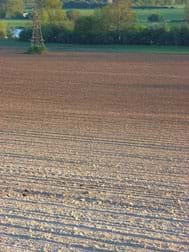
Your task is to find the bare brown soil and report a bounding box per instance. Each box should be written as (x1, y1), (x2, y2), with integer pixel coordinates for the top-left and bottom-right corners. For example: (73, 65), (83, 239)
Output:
(0, 49), (189, 252)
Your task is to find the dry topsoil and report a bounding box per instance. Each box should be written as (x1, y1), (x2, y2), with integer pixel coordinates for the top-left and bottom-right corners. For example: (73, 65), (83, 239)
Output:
(0, 49), (189, 251)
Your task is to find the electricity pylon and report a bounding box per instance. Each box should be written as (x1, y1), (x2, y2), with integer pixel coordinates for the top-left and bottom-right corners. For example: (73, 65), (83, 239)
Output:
(28, 0), (46, 53)
(31, 8), (44, 48)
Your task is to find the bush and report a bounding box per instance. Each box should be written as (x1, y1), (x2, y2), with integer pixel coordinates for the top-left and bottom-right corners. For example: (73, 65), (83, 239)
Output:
(148, 13), (163, 22)
(42, 24), (73, 43)
(27, 45), (47, 54)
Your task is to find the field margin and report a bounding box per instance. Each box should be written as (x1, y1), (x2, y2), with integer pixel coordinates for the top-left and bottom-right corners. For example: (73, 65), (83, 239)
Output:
(0, 40), (189, 54)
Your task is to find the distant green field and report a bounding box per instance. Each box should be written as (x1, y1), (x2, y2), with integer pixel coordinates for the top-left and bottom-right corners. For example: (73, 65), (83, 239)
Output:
(1, 7), (186, 29)
(1, 19), (31, 28)
(71, 7), (185, 20)
(67, 7), (186, 25)
(134, 7), (185, 26)
(0, 40), (189, 54)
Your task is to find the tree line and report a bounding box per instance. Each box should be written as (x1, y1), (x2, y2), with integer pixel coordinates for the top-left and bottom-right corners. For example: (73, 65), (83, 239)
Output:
(0, 0), (189, 45)
(18, 0), (189, 46)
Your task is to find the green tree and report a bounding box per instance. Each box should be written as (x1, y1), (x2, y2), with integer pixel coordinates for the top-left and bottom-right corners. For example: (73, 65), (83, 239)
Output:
(75, 15), (101, 34)
(41, 9), (67, 25)
(96, 0), (135, 33)
(6, 0), (24, 18)
(38, 0), (70, 26)
(148, 13), (163, 22)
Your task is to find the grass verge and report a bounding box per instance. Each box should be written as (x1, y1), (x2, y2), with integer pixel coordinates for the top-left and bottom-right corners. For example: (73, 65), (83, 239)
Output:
(0, 40), (189, 54)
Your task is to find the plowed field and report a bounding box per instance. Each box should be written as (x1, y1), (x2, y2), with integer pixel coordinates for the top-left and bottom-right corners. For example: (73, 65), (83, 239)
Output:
(0, 49), (189, 252)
